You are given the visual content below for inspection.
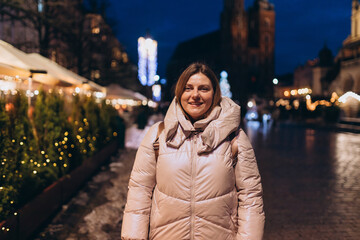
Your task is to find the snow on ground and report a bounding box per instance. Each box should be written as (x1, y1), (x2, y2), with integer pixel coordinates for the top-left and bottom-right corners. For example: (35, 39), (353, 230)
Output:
(124, 125), (150, 149)
(124, 113), (164, 149)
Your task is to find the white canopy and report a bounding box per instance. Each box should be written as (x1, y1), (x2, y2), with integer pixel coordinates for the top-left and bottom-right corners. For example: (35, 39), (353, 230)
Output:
(0, 40), (61, 85)
(27, 53), (85, 86)
(106, 84), (147, 100)
(0, 62), (29, 78)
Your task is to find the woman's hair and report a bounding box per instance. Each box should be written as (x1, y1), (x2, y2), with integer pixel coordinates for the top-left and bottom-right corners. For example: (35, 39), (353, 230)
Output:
(175, 62), (221, 113)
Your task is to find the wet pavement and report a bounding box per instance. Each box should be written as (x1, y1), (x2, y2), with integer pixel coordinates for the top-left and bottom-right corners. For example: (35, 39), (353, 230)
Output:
(35, 122), (360, 240)
(246, 121), (360, 240)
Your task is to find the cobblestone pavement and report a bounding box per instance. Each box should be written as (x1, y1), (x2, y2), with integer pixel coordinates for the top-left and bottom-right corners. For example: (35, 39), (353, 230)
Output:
(34, 148), (136, 240)
(245, 122), (360, 240)
(35, 122), (360, 240)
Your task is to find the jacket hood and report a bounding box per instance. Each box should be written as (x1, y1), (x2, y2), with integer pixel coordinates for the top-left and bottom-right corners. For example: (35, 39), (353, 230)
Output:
(164, 96), (241, 154)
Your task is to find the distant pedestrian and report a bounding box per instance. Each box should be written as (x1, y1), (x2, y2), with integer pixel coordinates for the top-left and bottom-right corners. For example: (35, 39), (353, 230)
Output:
(121, 63), (265, 240)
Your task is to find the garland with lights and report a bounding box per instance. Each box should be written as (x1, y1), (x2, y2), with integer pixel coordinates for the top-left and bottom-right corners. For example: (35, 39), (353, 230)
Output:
(0, 90), (124, 223)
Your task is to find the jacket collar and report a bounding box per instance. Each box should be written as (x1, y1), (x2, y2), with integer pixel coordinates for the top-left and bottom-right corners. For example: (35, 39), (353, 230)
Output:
(164, 97), (241, 154)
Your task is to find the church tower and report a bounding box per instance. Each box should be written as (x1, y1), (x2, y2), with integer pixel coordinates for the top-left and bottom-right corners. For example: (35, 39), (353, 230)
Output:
(220, 0), (275, 100)
(221, 0), (248, 65)
(248, 0), (275, 96)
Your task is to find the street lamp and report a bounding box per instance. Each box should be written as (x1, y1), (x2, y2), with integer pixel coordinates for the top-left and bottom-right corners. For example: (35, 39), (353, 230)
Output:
(272, 78), (278, 85)
(28, 69), (47, 106)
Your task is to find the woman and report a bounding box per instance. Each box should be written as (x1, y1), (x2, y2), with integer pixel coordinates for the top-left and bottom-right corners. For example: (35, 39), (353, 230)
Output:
(121, 63), (265, 240)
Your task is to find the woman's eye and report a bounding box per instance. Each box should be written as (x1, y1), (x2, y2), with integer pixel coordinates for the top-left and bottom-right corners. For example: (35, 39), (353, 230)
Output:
(184, 87), (191, 91)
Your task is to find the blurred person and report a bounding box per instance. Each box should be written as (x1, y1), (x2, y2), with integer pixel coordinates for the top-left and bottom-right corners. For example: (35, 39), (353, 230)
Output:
(121, 63), (265, 240)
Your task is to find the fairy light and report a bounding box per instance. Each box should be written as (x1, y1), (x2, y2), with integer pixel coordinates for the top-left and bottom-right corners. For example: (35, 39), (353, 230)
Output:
(138, 36), (158, 86)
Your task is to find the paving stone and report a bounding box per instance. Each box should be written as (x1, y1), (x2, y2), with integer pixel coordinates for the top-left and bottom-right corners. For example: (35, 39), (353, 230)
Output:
(35, 124), (360, 240)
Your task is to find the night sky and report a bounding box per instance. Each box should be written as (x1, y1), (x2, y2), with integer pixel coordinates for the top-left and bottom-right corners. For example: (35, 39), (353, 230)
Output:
(106, 0), (350, 78)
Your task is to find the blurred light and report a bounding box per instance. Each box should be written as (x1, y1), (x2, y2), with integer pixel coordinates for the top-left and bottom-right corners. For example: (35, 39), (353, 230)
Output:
(0, 80), (16, 91)
(293, 99), (300, 109)
(284, 91), (290, 97)
(220, 71), (228, 78)
(154, 75), (160, 81)
(272, 78), (278, 85)
(247, 101), (254, 108)
(160, 78), (167, 85)
(263, 114), (271, 121)
(290, 89), (297, 96)
(245, 111), (258, 121)
(138, 37), (158, 86)
(338, 91), (360, 103)
(330, 92), (339, 103)
(75, 87), (80, 93)
(152, 84), (161, 102)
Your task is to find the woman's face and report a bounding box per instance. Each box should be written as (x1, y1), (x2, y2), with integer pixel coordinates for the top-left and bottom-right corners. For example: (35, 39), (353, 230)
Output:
(180, 73), (214, 121)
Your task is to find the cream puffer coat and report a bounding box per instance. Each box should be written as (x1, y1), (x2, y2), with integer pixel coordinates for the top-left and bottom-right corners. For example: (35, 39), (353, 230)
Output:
(121, 97), (265, 240)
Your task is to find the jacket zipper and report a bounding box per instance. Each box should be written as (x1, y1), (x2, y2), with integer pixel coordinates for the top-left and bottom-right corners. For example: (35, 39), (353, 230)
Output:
(190, 133), (197, 240)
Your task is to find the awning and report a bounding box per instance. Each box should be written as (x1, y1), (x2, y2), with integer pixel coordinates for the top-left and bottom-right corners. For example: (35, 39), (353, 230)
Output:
(106, 84), (147, 100)
(0, 62), (29, 78)
(27, 53), (85, 86)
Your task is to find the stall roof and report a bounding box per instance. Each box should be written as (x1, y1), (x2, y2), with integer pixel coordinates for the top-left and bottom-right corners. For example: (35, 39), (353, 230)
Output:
(0, 40), (58, 85)
(27, 53), (85, 86)
(106, 84), (147, 100)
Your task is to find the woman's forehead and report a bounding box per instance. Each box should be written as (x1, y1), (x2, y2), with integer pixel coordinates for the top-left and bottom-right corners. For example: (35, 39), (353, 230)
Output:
(186, 73), (212, 85)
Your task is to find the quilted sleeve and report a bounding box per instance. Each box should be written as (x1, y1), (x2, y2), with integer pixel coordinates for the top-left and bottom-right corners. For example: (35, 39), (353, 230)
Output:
(121, 122), (161, 240)
(234, 129), (265, 240)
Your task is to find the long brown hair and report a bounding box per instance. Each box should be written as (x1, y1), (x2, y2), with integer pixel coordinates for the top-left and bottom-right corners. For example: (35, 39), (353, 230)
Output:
(175, 62), (221, 115)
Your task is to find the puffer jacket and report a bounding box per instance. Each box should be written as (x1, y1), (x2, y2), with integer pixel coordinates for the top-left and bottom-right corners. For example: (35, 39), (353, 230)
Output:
(121, 97), (265, 240)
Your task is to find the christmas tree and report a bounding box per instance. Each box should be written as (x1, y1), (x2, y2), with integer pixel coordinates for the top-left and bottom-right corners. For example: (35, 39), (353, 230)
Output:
(220, 71), (232, 98)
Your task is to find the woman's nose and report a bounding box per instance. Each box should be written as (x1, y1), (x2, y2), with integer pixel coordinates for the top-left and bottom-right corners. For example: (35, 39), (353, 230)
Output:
(191, 89), (200, 98)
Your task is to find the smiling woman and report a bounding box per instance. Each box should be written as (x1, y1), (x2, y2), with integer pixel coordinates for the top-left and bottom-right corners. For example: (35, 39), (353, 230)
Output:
(121, 62), (265, 240)
(175, 63), (220, 122)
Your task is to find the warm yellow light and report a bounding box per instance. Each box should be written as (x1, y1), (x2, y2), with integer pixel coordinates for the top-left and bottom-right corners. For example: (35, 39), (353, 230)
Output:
(290, 89), (297, 96)
(284, 91), (290, 97)
(330, 92), (339, 103)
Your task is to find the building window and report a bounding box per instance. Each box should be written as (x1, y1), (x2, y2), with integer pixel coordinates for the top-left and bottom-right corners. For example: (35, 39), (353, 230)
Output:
(91, 70), (100, 80)
(122, 53), (128, 63)
(111, 60), (117, 68)
(91, 18), (100, 34)
(112, 48), (121, 59)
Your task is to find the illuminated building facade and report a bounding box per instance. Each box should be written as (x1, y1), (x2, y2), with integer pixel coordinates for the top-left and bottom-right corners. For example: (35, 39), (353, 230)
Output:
(330, 0), (360, 96)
